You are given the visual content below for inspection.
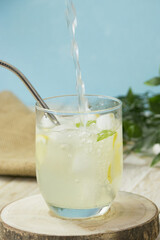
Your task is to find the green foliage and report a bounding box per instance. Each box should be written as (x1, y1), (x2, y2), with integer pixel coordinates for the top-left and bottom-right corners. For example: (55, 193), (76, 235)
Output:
(118, 68), (160, 166)
(126, 124), (142, 138)
(97, 130), (115, 142)
(149, 95), (160, 114)
(145, 77), (160, 86)
(150, 153), (160, 167)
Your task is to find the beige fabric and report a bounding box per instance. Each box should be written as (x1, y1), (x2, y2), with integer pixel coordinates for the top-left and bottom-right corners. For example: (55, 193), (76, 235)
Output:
(0, 91), (36, 176)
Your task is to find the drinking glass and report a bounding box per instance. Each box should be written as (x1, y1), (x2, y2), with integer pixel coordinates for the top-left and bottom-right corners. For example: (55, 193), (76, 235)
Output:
(35, 95), (123, 218)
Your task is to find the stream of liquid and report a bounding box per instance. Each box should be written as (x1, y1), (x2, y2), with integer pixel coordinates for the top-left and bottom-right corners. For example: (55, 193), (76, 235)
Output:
(66, 0), (88, 117)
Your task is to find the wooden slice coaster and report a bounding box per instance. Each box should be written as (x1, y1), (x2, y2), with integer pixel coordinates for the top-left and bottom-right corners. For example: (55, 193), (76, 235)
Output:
(0, 192), (159, 240)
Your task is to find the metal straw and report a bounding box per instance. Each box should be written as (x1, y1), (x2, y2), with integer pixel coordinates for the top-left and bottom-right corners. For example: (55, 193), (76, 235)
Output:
(0, 60), (60, 125)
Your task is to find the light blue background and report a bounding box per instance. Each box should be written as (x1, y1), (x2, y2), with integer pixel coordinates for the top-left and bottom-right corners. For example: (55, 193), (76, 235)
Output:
(0, 0), (160, 105)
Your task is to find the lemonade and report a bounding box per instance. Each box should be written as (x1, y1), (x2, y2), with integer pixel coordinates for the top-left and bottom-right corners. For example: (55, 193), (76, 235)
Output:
(35, 1), (122, 218)
(36, 102), (123, 218)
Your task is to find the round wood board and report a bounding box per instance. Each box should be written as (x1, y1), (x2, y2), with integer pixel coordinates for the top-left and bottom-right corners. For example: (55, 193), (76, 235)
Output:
(0, 192), (159, 240)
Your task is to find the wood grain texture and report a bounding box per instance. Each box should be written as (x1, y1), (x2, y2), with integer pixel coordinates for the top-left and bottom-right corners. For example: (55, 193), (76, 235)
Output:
(0, 192), (159, 240)
(0, 177), (39, 210)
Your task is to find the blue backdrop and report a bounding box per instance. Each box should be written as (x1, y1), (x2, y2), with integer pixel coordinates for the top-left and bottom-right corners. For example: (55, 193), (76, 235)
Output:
(0, 0), (160, 105)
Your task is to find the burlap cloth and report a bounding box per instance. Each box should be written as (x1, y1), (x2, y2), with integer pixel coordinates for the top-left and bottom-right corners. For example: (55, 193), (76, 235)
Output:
(0, 91), (36, 176)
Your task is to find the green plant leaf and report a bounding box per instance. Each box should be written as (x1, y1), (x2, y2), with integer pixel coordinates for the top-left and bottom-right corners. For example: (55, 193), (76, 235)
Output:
(86, 120), (96, 127)
(145, 77), (160, 86)
(118, 66), (160, 166)
(149, 94), (160, 114)
(150, 153), (160, 167)
(126, 124), (142, 138)
(123, 120), (131, 131)
(126, 88), (135, 104)
(97, 130), (115, 142)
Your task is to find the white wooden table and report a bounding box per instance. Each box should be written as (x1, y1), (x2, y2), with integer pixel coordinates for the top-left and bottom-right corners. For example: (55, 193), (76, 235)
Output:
(0, 154), (159, 239)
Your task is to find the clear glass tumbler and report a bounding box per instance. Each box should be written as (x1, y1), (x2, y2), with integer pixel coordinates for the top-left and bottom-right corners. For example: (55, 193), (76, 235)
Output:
(35, 95), (123, 218)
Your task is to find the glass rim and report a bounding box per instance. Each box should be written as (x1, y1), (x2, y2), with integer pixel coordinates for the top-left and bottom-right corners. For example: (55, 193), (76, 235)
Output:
(35, 94), (122, 114)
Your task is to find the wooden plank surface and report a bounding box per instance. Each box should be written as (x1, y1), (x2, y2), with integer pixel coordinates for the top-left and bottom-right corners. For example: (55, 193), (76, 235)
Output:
(122, 154), (160, 239)
(0, 176), (39, 209)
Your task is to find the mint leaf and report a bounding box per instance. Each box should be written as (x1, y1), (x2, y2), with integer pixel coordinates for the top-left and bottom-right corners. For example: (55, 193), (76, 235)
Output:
(76, 122), (84, 128)
(86, 120), (96, 127)
(76, 120), (96, 128)
(150, 153), (160, 167)
(97, 130), (116, 142)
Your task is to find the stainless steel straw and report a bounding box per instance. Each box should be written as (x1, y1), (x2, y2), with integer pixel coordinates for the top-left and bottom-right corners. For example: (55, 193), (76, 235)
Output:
(0, 60), (60, 125)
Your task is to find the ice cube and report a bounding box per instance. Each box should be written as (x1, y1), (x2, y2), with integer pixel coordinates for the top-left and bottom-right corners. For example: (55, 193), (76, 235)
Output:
(53, 122), (74, 132)
(53, 117), (75, 132)
(72, 152), (91, 172)
(85, 107), (97, 121)
(96, 113), (115, 130)
(40, 115), (54, 128)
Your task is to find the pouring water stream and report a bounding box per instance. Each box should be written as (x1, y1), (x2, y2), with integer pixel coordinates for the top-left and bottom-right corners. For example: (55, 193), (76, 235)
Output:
(66, 0), (88, 124)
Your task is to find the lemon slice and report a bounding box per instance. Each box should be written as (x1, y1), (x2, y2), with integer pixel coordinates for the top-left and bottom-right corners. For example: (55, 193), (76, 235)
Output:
(107, 137), (122, 184)
(107, 164), (112, 183)
(113, 132), (118, 148)
(36, 134), (48, 167)
(113, 142), (122, 178)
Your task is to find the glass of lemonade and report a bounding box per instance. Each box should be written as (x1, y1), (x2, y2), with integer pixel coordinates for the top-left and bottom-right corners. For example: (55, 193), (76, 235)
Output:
(35, 95), (123, 219)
